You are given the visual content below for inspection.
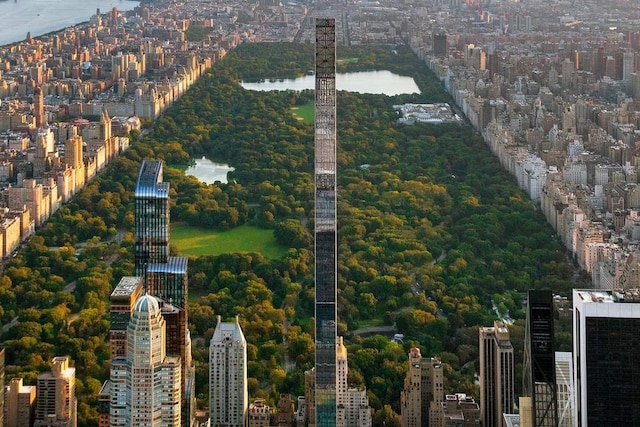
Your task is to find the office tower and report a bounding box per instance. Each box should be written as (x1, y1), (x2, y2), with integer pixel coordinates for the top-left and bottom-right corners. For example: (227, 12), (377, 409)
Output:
(400, 348), (443, 427)
(554, 352), (575, 427)
(314, 17), (338, 427)
(109, 276), (144, 358)
(523, 290), (558, 427)
(5, 377), (36, 427)
(479, 321), (514, 427)
(135, 160), (170, 276)
(573, 289), (640, 425)
(110, 294), (181, 427)
(336, 337), (371, 427)
(209, 316), (247, 427)
(34, 357), (77, 427)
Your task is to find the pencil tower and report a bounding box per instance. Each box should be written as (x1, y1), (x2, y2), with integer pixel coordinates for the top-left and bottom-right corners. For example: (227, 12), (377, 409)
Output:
(314, 17), (337, 427)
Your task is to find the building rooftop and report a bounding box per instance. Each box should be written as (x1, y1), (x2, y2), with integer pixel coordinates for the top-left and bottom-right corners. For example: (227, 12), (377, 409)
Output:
(110, 276), (143, 298)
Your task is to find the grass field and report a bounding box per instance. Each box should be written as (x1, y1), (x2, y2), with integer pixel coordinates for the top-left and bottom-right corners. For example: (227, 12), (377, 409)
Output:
(291, 101), (314, 124)
(171, 223), (288, 259)
(337, 57), (359, 64)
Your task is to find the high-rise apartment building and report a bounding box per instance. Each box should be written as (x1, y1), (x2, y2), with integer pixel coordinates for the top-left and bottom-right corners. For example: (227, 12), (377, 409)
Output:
(336, 337), (371, 427)
(573, 289), (640, 425)
(209, 316), (247, 427)
(135, 159), (170, 275)
(132, 160), (193, 427)
(4, 377), (36, 427)
(479, 321), (514, 427)
(34, 357), (76, 427)
(109, 276), (144, 358)
(400, 347), (443, 427)
(110, 294), (181, 427)
(314, 17), (338, 427)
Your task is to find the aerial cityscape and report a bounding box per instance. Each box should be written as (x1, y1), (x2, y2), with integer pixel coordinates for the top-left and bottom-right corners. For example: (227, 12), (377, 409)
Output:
(1, 0), (640, 426)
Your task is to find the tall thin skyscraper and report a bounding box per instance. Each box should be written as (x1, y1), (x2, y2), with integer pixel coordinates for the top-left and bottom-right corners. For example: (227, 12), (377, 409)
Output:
(209, 316), (248, 427)
(479, 321), (514, 427)
(34, 357), (77, 427)
(314, 17), (338, 427)
(135, 160), (170, 276)
(573, 289), (640, 425)
(110, 294), (182, 427)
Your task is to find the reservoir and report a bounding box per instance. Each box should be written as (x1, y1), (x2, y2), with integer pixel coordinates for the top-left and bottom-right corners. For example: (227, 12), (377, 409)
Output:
(0, 0), (140, 46)
(186, 158), (235, 185)
(241, 70), (420, 95)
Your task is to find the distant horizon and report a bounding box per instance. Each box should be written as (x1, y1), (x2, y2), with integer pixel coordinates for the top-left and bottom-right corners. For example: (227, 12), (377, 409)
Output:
(0, 0), (139, 46)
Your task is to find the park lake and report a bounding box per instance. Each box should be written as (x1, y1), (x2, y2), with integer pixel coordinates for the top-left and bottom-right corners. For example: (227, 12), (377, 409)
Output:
(185, 157), (235, 184)
(188, 71), (419, 184)
(240, 70), (420, 95)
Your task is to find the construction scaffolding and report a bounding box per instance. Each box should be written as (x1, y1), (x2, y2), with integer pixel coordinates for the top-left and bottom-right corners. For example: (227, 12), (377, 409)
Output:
(314, 17), (338, 427)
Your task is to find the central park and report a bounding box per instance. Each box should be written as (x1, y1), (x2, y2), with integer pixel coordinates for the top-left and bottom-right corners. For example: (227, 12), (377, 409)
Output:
(0, 42), (581, 425)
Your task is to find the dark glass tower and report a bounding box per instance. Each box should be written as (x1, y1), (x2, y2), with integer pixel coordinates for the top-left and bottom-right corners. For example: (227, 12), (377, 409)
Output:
(134, 159), (170, 276)
(132, 160), (194, 427)
(314, 17), (337, 427)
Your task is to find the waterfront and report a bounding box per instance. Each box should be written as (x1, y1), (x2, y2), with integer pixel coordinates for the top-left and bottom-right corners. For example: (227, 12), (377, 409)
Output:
(0, 0), (139, 46)
(241, 70), (420, 95)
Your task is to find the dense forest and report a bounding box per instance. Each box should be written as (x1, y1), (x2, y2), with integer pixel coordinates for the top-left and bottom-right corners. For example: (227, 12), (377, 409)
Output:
(0, 42), (580, 425)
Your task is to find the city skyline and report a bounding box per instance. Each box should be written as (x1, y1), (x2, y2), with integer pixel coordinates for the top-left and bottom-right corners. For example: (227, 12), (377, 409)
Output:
(5, 0), (640, 425)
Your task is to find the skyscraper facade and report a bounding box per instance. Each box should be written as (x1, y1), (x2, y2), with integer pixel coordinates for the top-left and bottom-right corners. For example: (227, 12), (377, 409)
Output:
(336, 337), (371, 427)
(523, 290), (558, 427)
(132, 160), (193, 426)
(209, 316), (247, 427)
(34, 357), (76, 427)
(479, 321), (514, 427)
(573, 289), (640, 425)
(400, 347), (443, 427)
(4, 377), (36, 427)
(110, 294), (181, 427)
(109, 276), (144, 359)
(314, 17), (338, 427)
(135, 159), (170, 276)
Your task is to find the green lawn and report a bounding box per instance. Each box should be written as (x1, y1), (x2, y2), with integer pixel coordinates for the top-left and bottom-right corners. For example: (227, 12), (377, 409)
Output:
(171, 224), (288, 259)
(291, 101), (314, 124)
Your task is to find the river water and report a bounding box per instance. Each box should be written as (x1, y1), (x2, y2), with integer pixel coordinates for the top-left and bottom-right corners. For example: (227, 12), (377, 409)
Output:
(0, 0), (139, 46)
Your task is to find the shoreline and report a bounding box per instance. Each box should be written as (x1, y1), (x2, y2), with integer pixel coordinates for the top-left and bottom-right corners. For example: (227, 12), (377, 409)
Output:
(0, 0), (140, 47)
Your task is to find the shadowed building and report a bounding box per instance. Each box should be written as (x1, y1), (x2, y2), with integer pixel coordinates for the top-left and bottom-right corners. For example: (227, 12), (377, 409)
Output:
(573, 289), (640, 425)
(479, 321), (514, 427)
(34, 357), (76, 427)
